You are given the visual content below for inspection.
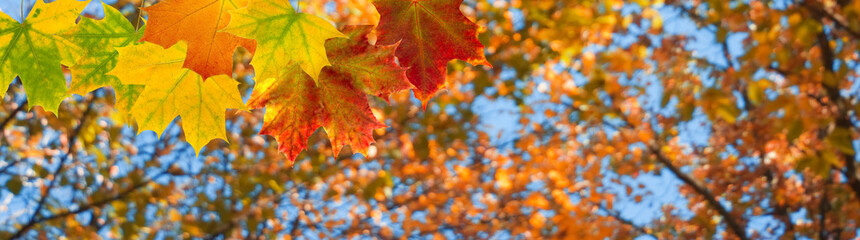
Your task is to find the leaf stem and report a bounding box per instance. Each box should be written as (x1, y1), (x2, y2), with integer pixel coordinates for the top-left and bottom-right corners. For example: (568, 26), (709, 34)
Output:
(135, 0), (147, 31)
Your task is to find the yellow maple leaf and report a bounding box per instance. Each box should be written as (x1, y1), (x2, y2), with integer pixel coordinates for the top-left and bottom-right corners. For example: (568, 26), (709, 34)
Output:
(108, 42), (245, 154)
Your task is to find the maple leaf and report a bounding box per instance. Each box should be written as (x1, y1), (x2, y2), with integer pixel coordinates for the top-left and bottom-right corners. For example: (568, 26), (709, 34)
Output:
(248, 25), (411, 163)
(372, 0), (490, 104)
(141, 0), (256, 80)
(108, 42), (245, 153)
(63, 3), (144, 120)
(0, 0), (87, 113)
(222, 0), (345, 82)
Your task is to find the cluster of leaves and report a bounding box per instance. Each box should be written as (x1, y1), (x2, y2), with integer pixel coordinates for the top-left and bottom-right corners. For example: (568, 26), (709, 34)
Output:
(2, 0), (860, 239)
(470, 0), (860, 238)
(0, 0), (489, 162)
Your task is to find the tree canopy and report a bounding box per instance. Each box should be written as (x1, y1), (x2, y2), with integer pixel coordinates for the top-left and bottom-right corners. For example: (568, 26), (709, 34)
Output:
(1, 0), (860, 239)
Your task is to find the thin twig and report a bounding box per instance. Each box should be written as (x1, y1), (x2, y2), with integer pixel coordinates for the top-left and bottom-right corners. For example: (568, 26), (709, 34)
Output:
(804, 3), (860, 38)
(29, 169), (171, 224)
(818, 179), (830, 240)
(0, 101), (26, 175)
(289, 188), (308, 237)
(596, 93), (751, 239)
(10, 126), (176, 238)
(0, 100), (25, 132)
(648, 145), (750, 240)
(813, 31), (860, 201)
(598, 204), (658, 239)
(10, 97), (95, 239)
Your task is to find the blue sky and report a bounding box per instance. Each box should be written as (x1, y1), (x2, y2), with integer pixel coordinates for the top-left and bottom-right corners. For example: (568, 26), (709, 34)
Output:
(0, 0), (815, 238)
(0, 0), (115, 22)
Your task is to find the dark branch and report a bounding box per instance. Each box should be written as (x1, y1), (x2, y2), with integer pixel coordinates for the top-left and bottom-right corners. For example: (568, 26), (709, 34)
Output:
(0, 100), (25, 133)
(29, 168), (172, 224)
(598, 204), (659, 239)
(9, 143), (175, 238)
(819, 179), (831, 240)
(10, 97), (95, 239)
(814, 30), (860, 201)
(804, 3), (860, 39)
(649, 145), (750, 240)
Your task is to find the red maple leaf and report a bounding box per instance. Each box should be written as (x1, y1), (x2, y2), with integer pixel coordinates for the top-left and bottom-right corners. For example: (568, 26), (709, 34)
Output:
(248, 26), (412, 163)
(373, 0), (490, 105)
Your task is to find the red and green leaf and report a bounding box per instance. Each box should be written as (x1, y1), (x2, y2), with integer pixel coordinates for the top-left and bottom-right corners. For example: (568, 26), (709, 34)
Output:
(248, 26), (411, 162)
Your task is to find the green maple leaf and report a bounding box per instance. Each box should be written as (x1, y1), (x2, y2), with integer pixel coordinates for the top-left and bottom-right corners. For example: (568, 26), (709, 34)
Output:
(62, 3), (144, 120)
(0, 0), (88, 113)
(222, 0), (345, 82)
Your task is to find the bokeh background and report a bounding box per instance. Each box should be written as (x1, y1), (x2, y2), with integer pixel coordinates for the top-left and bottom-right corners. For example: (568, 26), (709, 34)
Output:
(1, 0), (860, 239)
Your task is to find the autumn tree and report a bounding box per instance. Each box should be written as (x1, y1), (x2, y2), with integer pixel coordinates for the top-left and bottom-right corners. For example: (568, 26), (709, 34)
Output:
(0, 0), (859, 239)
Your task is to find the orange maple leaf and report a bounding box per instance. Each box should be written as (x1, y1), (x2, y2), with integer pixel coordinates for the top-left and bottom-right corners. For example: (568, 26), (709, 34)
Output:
(141, 0), (256, 79)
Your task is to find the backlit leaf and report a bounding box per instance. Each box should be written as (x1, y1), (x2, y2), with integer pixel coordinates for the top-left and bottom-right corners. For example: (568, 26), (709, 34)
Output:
(223, 0), (344, 82)
(108, 42), (245, 153)
(63, 3), (144, 120)
(372, 0), (490, 104)
(0, 0), (88, 113)
(248, 26), (410, 163)
(141, 0), (256, 79)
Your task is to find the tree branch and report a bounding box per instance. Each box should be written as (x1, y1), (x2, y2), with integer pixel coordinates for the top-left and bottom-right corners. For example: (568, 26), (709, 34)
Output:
(818, 179), (831, 240)
(598, 204), (658, 239)
(7, 106), (183, 239)
(804, 3), (860, 39)
(203, 222), (236, 240)
(289, 188), (309, 237)
(563, 95), (751, 240)
(0, 100), (25, 132)
(10, 97), (95, 239)
(813, 30), (860, 201)
(648, 145), (750, 240)
(9, 152), (175, 238)
(28, 168), (172, 225)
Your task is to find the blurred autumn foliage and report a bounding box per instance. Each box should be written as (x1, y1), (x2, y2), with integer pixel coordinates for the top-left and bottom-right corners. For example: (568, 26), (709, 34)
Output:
(2, 0), (860, 239)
